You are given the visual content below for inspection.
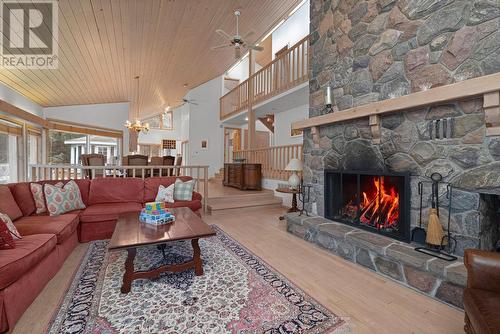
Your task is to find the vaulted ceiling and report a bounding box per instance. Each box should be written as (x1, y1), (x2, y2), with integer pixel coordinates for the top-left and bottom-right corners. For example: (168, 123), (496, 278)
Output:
(0, 0), (301, 118)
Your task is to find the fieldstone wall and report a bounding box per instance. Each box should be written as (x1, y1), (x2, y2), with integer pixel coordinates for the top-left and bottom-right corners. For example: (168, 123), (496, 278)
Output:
(309, 0), (500, 114)
(304, 0), (500, 255)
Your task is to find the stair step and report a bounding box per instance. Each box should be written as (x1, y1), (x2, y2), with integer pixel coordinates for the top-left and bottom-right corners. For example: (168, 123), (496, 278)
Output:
(207, 195), (282, 214)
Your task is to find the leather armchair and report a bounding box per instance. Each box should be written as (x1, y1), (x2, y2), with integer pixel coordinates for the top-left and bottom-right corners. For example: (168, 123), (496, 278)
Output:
(463, 249), (500, 334)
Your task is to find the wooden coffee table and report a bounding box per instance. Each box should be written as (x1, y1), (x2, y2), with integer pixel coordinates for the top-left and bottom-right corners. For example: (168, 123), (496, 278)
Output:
(108, 207), (216, 293)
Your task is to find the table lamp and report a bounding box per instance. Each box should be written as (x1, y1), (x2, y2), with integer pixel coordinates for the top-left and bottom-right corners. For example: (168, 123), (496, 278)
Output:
(285, 158), (303, 190)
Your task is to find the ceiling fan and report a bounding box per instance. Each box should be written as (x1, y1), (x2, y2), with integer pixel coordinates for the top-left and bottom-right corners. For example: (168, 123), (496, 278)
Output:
(179, 98), (198, 106)
(212, 10), (264, 59)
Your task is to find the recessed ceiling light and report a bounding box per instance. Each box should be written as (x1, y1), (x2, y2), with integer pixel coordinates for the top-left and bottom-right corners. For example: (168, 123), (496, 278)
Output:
(183, 84), (188, 87)
(245, 117), (249, 121)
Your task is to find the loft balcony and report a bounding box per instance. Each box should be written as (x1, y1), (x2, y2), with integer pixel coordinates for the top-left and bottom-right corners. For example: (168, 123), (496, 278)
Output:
(220, 36), (309, 121)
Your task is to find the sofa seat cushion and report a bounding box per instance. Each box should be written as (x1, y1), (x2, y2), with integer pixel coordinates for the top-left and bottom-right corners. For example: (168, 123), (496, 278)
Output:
(165, 200), (202, 212)
(0, 234), (56, 289)
(464, 288), (500, 333)
(80, 203), (143, 223)
(13, 214), (79, 244)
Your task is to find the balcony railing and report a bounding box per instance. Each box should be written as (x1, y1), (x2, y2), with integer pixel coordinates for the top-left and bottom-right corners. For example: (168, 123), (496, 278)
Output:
(220, 36), (309, 120)
(233, 144), (302, 180)
(30, 164), (209, 212)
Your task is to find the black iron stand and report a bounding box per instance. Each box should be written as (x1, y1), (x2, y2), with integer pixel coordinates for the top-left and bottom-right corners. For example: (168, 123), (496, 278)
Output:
(414, 173), (458, 261)
(298, 183), (312, 217)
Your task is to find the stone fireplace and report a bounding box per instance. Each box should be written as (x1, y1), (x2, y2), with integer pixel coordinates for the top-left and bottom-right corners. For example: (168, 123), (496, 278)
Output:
(285, 0), (500, 308)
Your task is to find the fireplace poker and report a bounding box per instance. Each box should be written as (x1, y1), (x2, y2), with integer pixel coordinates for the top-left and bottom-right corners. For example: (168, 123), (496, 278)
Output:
(411, 181), (426, 244)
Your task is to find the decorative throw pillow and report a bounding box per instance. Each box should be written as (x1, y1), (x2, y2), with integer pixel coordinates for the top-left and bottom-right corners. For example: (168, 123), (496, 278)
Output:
(155, 184), (175, 203)
(31, 182), (63, 214)
(0, 218), (15, 249)
(173, 179), (196, 201)
(0, 212), (21, 240)
(44, 180), (86, 216)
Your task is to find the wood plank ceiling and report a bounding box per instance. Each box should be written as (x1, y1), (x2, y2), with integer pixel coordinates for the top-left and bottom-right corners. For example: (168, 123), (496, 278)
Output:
(0, 0), (300, 118)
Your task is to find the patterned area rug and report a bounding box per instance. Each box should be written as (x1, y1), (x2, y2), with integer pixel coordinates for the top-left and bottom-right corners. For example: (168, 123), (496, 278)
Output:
(47, 226), (349, 333)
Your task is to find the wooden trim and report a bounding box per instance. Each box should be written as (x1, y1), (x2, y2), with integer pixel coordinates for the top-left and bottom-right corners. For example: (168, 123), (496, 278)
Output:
(48, 119), (123, 138)
(0, 123), (22, 136)
(293, 72), (500, 130)
(0, 100), (49, 127)
(46, 118), (122, 133)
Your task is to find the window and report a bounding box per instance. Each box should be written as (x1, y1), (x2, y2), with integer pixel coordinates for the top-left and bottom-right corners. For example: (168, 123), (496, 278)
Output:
(48, 131), (121, 165)
(48, 130), (87, 164)
(0, 133), (18, 184)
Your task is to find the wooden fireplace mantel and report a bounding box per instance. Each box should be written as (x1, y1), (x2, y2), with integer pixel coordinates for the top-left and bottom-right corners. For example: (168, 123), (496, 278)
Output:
(293, 72), (500, 145)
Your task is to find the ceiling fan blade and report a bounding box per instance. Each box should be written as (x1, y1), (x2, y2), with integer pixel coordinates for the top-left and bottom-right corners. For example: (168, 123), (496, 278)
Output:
(211, 44), (231, 50)
(216, 29), (233, 40)
(248, 44), (264, 52)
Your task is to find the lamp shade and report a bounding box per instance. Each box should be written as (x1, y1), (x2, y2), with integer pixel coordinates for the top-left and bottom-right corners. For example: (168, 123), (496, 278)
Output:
(285, 158), (303, 172)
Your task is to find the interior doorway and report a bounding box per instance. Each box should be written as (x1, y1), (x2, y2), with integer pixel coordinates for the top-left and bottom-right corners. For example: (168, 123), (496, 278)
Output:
(224, 127), (242, 163)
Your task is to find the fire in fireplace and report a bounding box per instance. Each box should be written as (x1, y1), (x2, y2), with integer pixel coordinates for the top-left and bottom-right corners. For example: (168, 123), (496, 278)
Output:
(325, 170), (410, 242)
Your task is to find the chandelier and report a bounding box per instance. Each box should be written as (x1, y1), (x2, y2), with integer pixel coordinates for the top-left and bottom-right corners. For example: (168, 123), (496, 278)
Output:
(124, 76), (150, 133)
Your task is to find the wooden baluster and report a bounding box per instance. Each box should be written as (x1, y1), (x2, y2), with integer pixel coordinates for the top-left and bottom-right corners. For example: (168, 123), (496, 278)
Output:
(203, 167), (208, 212)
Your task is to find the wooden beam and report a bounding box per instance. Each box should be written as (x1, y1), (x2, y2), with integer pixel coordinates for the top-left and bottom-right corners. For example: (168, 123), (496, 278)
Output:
(0, 100), (49, 127)
(293, 72), (500, 130)
(49, 122), (123, 138)
(369, 115), (381, 144)
(484, 90), (500, 137)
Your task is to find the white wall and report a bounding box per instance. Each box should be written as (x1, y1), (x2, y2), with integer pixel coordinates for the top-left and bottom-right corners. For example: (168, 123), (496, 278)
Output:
(274, 104), (308, 146)
(43, 102), (130, 153)
(0, 82), (44, 117)
(187, 76), (224, 177)
(272, 0), (309, 57)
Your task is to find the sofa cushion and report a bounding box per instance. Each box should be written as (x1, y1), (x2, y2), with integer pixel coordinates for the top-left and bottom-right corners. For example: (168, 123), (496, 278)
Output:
(44, 181), (86, 216)
(144, 176), (193, 202)
(464, 288), (500, 333)
(0, 234), (56, 289)
(89, 178), (144, 205)
(8, 183), (36, 217)
(165, 200), (202, 212)
(14, 213), (79, 244)
(80, 203), (143, 223)
(0, 186), (23, 221)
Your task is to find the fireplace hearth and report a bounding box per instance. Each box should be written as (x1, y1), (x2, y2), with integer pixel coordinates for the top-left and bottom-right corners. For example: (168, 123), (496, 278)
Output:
(325, 170), (410, 242)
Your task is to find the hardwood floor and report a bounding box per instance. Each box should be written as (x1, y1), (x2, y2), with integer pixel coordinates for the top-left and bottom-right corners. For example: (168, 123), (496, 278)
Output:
(13, 189), (464, 333)
(205, 208), (464, 334)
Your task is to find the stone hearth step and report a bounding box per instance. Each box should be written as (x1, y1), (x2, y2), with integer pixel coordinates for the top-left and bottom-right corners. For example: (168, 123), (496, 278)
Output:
(285, 213), (467, 309)
(207, 193), (283, 214)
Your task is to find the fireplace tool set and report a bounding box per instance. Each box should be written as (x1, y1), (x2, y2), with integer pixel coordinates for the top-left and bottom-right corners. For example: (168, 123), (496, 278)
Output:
(298, 182), (312, 216)
(413, 172), (458, 261)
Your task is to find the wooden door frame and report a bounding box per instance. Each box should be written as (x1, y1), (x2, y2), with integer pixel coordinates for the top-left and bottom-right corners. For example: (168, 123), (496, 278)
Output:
(223, 127), (241, 163)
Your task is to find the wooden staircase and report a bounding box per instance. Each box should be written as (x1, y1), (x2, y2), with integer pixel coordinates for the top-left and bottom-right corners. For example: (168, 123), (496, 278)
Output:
(210, 168), (224, 182)
(207, 191), (283, 215)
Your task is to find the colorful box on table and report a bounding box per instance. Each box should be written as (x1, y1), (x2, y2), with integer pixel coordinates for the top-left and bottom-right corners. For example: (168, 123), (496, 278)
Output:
(140, 202), (175, 225)
(144, 202), (166, 212)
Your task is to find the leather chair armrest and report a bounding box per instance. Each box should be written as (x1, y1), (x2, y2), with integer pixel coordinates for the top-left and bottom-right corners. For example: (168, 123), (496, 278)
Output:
(464, 249), (500, 293)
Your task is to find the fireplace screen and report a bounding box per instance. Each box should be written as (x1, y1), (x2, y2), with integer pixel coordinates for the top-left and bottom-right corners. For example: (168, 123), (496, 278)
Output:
(325, 171), (410, 242)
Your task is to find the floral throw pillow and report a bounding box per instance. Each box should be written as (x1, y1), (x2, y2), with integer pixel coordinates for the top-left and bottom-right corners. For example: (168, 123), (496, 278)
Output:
(173, 179), (196, 201)
(44, 180), (86, 216)
(155, 184), (175, 203)
(0, 218), (15, 249)
(0, 212), (21, 240)
(30, 182), (63, 214)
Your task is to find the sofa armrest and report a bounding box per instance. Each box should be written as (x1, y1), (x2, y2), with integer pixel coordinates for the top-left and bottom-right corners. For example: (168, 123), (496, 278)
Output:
(464, 249), (500, 293)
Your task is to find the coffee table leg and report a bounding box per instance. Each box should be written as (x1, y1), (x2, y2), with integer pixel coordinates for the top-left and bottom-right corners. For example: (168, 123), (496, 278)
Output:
(191, 239), (203, 276)
(121, 248), (137, 293)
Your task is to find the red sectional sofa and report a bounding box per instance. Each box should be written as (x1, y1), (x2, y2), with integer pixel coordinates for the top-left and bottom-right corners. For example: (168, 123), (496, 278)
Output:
(0, 176), (202, 333)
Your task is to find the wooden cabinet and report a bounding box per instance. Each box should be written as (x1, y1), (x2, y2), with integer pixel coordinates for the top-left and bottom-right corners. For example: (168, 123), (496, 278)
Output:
(223, 163), (262, 190)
